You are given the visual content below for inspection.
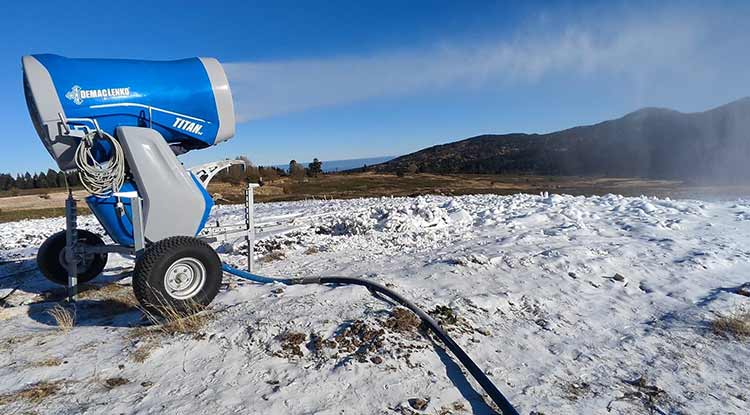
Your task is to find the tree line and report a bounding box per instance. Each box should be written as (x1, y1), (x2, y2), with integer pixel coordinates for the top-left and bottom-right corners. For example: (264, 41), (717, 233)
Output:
(213, 156), (324, 183)
(1, 156), (325, 191)
(0, 169), (81, 191)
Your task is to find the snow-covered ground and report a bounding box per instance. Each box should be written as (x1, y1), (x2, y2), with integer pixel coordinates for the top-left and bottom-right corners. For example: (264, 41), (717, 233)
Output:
(0, 193), (749, 414)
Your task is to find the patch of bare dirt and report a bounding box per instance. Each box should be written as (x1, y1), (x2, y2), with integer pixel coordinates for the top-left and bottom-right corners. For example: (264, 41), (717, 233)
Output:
(384, 307), (421, 333)
(275, 331), (307, 358)
(0, 380), (65, 406)
(272, 308), (431, 368)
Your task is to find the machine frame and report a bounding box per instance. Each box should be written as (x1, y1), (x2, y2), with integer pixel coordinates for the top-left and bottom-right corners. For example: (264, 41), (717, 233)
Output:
(61, 182), (258, 300)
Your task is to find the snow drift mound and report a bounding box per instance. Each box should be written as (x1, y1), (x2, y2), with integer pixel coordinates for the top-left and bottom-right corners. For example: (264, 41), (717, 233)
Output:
(319, 197), (470, 235)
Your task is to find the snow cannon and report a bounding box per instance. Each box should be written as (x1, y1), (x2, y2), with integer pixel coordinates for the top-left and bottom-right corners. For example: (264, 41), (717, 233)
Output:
(23, 54), (243, 316)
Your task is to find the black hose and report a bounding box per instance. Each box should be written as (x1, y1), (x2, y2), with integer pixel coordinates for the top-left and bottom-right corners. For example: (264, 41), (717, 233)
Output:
(223, 265), (520, 414)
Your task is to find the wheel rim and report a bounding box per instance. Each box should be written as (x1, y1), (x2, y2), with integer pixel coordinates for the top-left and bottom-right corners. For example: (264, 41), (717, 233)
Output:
(164, 257), (206, 300)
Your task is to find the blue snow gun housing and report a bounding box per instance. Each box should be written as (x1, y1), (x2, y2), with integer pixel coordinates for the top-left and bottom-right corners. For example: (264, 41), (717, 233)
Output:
(22, 54), (236, 246)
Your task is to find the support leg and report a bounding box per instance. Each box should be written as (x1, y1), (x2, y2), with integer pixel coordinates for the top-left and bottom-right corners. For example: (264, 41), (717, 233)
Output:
(246, 184), (255, 273)
(64, 191), (78, 301)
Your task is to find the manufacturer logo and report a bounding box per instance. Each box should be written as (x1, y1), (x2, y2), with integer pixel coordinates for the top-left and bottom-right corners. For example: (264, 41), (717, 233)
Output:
(65, 85), (84, 105)
(65, 85), (131, 105)
(173, 117), (204, 135)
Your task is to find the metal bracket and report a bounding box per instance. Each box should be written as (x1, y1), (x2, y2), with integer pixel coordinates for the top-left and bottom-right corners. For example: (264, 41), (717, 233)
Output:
(57, 112), (70, 135)
(188, 159), (245, 188)
(85, 245), (135, 255)
(113, 191), (146, 255)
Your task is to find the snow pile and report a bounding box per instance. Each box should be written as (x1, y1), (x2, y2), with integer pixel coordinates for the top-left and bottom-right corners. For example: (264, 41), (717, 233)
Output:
(317, 197), (464, 235)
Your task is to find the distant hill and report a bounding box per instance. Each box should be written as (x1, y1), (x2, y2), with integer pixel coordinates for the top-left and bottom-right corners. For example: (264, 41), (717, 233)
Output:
(376, 97), (750, 182)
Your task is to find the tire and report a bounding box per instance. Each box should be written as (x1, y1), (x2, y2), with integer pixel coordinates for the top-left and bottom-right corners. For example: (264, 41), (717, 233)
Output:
(133, 236), (222, 316)
(36, 230), (108, 286)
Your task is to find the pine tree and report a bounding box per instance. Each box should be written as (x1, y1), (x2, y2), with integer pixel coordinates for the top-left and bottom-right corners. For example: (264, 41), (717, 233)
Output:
(36, 171), (49, 188)
(0, 174), (11, 190)
(46, 169), (59, 188)
(57, 171), (67, 188)
(307, 158), (323, 177)
(23, 172), (32, 189)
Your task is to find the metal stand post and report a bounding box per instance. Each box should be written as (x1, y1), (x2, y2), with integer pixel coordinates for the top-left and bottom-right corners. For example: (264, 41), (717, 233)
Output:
(64, 191), (78, 301)
(130, 195), (145, 256)
(245, 183), (259, 272)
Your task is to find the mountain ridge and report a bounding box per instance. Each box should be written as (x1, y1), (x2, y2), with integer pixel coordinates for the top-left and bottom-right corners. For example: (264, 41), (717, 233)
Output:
(375, 97), (750, 182)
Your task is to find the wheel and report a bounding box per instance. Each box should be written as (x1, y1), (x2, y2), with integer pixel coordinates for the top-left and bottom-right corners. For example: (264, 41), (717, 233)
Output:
(36, 230), (108, 285)
(133, 236), (222, 316)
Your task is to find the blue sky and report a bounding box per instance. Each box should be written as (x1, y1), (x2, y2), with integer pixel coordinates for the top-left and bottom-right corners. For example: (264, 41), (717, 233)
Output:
(1, 0), (749, 174)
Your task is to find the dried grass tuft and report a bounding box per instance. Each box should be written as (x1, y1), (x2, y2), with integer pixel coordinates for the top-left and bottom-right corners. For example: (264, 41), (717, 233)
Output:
(30, 358), (63, 368)
(128, 301), (212, 362)
(46, 304), (75, 332)
(139, 299), (212, 336)
(0, 380), (63, 406)
(712, 311), (750, 339)
(130, 339), (159, 363)
(103, 377), (129, 389)
(127, 283), (215, 362)
(260, 250), (286, 263)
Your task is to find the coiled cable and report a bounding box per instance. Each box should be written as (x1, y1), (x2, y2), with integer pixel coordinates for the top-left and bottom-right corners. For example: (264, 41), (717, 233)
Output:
(75, 130), (126, 197)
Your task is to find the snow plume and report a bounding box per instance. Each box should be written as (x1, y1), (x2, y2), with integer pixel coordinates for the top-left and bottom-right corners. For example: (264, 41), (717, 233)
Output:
(224, 7), (743, 122)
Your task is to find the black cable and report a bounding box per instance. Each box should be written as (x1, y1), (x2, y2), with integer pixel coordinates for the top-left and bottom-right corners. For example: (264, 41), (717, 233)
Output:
(223, 266), (520, 415)
(309, 277), (519, 415)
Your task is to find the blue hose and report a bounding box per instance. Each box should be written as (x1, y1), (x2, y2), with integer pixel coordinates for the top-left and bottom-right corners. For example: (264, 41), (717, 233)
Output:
(222, 264), (286, 284)
(221, 262), (520, 415)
